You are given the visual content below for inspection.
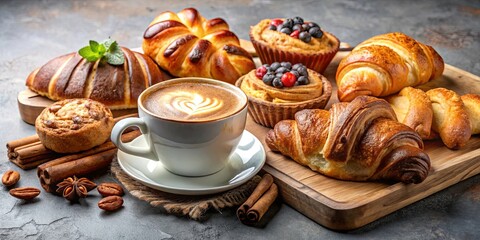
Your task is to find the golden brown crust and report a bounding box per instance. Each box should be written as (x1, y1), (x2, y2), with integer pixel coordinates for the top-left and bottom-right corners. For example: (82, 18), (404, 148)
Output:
(386, 87), (433, 139)
(461, 94), (480, 134)
(336, 32), (444, 102)
(266, 96), (430, 183)
(362, 32), (433, 84)
(426, 88), (471, 149)
(337, 45), (409, 101)
(142, 8), (255, 84)
(26, 47), (166, 109)
(35, 99), (114, 153)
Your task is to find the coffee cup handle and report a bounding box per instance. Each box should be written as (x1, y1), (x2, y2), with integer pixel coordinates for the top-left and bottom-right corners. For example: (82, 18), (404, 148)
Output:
(111, 118), (158, 161)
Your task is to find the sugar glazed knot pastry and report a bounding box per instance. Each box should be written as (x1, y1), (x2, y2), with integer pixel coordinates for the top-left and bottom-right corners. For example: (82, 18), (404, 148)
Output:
(26, 46), (166, 109)
(36, 99), (115, 153)
(336, 32), (444, 102)
(142, 8), (256, 84)
(266, 96), (430, 184)
(236, 62), (331, 128)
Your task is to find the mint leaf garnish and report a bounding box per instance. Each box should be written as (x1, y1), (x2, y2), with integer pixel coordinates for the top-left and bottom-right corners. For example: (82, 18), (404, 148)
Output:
(103, 39), (124, 65)
(78, 46), (101, 62)
(102, 39), (115, 50)
(89, 40), (100, 53)
(78, 38), (125, 65)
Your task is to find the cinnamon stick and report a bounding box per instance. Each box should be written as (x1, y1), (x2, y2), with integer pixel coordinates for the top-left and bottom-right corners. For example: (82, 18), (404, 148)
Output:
(39, 175), (55, 193)
(43, 148), (116, 186)
(236, 174), (275, 222)
(37, 130), (140, 177)
(246, 183), (278, 223)
(15, 142), (52, 159)
(8, 141), (46, 159)
(12, 157), (55, 170)
(8, 142), (59, 169)
(6, 134), (39, 152)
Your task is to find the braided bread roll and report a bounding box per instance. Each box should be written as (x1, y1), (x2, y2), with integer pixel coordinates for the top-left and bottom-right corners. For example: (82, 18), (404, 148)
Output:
(266, 96), (430, 184)
(26, 47), (166, 109)
(336, 32), (444, 102)
(142, 8), (256, 84)
(388, 87), (477, 149)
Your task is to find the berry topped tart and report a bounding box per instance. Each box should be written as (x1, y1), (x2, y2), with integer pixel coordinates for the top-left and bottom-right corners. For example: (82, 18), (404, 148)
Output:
(236, 62), (331, 128)
(250, 17), (340, 73)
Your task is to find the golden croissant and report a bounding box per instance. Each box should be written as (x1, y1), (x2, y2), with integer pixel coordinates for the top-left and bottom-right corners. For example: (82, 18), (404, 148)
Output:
(336, 32), (444, 102)
(388, 87), (479, 149)
(266, 96), (430, 184)
(142, 8), (256, 84)
(26, 47), (166, 109)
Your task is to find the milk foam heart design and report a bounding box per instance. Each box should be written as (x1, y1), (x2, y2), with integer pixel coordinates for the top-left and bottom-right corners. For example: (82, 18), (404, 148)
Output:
(167, 91), (224, 118)
(143, 81), (244, 122)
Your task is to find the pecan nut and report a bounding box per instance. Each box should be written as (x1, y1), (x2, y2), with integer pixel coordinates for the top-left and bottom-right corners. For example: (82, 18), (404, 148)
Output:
(9, 187), (41, 200)
(72, 116), (83, 124)
(98, 196), (123, 211)
(97, 183), (124, 197)
(2, 170), (20, 187)
(48, 105), (62, 113)
(43, 119), (56, 128)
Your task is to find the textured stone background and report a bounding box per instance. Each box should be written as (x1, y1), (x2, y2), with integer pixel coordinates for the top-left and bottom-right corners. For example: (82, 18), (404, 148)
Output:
(1, 0), (479, 239)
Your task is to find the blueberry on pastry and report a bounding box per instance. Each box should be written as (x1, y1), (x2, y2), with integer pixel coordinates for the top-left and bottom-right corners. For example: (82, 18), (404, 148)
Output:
(236, 62), (331, 128)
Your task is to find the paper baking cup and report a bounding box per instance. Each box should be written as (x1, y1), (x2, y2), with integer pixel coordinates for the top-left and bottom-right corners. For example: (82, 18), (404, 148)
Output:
(235, 76), (332, 128)
(250, 32), (339, 74)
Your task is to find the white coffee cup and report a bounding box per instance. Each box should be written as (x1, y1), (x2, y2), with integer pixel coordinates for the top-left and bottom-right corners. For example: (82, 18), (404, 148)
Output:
(111, 77), (248, 177)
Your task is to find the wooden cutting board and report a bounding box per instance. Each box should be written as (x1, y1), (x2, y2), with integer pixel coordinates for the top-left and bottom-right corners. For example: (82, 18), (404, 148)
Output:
(245, 51), (480, 230)
(18, 90), (138, 125)
(17, 43), (480, 230)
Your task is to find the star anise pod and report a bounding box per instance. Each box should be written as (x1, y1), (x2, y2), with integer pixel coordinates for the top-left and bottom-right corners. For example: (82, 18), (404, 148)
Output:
(56, 176), (97, 202)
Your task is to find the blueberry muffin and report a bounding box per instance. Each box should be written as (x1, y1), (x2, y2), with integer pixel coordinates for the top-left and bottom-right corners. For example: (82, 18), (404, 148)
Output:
(236, 62), (331, 127)
(36, 99), (115, 153)
(250, 17), (340, 74)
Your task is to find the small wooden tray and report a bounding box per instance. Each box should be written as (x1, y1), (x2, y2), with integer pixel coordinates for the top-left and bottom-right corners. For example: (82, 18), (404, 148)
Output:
(17, 89), (137, 125)
(244, 51), (480, 230)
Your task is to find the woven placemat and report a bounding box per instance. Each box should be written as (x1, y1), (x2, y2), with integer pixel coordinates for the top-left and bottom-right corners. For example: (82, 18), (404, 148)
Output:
(110, 158), (261, 221)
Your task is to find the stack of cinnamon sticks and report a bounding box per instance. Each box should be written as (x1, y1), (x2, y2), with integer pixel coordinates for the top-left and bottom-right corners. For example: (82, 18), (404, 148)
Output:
(237, 174), (278, 226)
(6, 113), (140, 193)
(7, 135), (61, 169)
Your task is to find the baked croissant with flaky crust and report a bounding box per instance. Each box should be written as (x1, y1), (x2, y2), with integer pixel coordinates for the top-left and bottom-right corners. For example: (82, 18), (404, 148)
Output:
(142, 8), (256, 84)
(336, 32), (444, 102)
(26, 47), (167, 109)
(388, 87), (478, 149)
(265, 96), (430, 184)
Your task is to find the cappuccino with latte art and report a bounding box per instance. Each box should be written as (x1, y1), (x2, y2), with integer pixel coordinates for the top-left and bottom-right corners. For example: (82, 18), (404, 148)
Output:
(111, 77), (248, 176)
(143, 82), (244, 121)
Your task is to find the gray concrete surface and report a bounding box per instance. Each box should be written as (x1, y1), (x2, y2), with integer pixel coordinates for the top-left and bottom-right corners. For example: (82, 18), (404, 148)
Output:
(1, 0), (479, 239)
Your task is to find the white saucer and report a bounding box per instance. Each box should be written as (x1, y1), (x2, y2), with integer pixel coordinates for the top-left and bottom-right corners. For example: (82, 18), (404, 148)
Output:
(117, 130), (266, 195)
